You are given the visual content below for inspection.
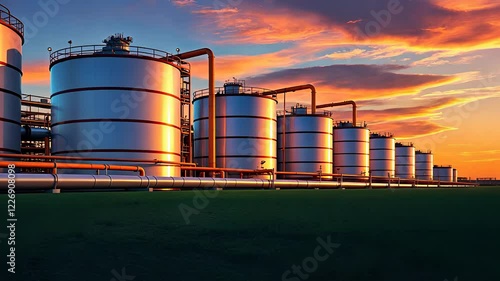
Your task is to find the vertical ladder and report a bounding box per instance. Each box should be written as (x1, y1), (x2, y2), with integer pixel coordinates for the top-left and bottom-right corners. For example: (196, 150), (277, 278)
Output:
(180, 62), (192, 164)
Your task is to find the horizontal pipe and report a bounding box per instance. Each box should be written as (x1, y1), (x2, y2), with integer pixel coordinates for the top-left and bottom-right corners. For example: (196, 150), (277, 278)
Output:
(263, 84), (317, 114)
(0, 153), (197, 167)
(0, 174), (476, 191)
(21, 126), (51, 140)
(316, 100), (357, 124)
(0, 162), (145, 176)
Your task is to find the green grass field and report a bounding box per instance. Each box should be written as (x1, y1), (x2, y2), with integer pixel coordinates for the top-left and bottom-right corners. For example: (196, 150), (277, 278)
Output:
(2, 188), (500, 281)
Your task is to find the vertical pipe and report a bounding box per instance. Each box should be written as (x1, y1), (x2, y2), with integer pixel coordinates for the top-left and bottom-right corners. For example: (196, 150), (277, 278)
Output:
(177, 48), (216, 168)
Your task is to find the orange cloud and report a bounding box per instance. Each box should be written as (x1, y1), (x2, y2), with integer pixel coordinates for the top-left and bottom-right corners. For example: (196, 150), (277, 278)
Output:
(171, 0), (195, 7)
(189, 49), (302, 82)
(23, 61), (49, 86)
(431, 0), (498, 11)
(369, 120), (455, 139)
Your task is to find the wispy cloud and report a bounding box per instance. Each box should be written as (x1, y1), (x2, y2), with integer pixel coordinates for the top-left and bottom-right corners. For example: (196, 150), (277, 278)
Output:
(171, 0), (195, 7)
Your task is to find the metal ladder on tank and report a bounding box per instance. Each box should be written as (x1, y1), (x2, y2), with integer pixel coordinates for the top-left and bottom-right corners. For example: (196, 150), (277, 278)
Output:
(180, 64), (192, 166)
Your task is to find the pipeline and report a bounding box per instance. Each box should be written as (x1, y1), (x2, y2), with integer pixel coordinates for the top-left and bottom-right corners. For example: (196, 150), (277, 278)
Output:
(0, 173), (474, 191)
(20, 126), (51, 140)
(177, 48), (216, 168)
(0, 153), (197, 167)
(263, 84), (317, 114)
(317, 100), (357, 125)
(0, 162), (145, 176)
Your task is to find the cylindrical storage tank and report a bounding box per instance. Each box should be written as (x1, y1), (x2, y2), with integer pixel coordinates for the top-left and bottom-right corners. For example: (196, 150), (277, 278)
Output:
(193, 83), (277, 176)
(333, 122), (369, 175)
(50, 35), (182, 176)
(433, 166), (453, 182)
(277, 110), (333, 178)
(415, 150), (433, 180)
(0, 5), (23, 159)
(453, 168), (458, 182)
(369, 133), (395, 177)
(395, 143), (415, 179)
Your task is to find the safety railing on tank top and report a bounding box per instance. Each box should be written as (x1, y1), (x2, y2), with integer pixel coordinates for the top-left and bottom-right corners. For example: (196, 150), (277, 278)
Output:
(334, 121), (367, 128)
(49, 45), (184, 66)
(193, 86), (278, 99)
(276, 110), (332, 116)
(0, 4), (24, 36)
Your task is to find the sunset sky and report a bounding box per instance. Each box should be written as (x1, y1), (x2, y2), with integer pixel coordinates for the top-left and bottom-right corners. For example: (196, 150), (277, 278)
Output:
(4, 0), (500, 178)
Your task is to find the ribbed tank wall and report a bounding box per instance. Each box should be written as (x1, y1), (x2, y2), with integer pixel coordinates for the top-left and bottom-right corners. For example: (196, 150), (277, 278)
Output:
(333, 127), (369, 175)
(433, 166), (453, 182)
(395, 145), (415, 179)
(415, 152), (433, 180)
(277, 115), (333, 178)
(369, 136), (395, 177)
(51, 56), (181, 176)
(0, 11), (23, 158)
(453, 169), (458, 182)
(193, 94), (277, 174)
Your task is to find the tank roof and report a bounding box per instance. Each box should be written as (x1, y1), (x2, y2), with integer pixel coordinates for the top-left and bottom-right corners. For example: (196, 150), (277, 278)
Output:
(395, 142), (414, 147)
(0, 4), (24, 37)
(370, 132), (394, 138)
(49, 34), (184, 68)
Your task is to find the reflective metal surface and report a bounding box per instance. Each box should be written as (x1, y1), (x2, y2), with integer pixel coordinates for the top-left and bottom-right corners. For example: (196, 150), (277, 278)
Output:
(333, 124), (369, 175)
(0, 9), (23, 157)
(369, 134), (395, 177)
(51, 48), (181, 176)
(0, 173), (473, 191)
(415, 151), (433, 180)
(453, 168), (458, 182)
(395, 144), (415, 179)
(433, 166), (453, 181)
(277, 115), (333, 177)
(193, 92), (277, 176)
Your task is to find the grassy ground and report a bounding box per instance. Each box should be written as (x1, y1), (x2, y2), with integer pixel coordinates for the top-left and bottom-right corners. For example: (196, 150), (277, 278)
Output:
(1, 188), (500, 281)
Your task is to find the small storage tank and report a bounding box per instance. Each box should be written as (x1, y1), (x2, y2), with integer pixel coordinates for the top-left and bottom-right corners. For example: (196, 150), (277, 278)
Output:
(333, 122), (369, 175)
(369, 133), (395, 177)
(50, 34), (182, 176)
(415, 150), (433, 180)
(0, 5), (23, 158)
(193, 81), (277, 175)
(453, 168), (458, 182)
(277, 105), (333, 178)
(433, 165), (453, 182)
(395, 143), (415, 179)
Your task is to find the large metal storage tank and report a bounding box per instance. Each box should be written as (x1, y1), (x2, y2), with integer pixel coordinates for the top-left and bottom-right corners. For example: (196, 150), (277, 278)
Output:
(415, 150), (433, 180)
(333, 122), (369, 175)
(453, 168), (458, 182)
(0, 5), (23, 158)
(369, 133), (395, 177)
(50, 34), (182, 176)
(193, 81), (277, 175)
(277, 105), (333, 178)
(433, 165), (453, 182)
(395, 143), (415, 179)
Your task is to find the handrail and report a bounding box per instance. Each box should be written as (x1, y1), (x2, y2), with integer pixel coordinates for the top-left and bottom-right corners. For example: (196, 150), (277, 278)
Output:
(49, 44), (183, 66)
(193, 86), (277, 100)
(0, 4), (24, 36)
